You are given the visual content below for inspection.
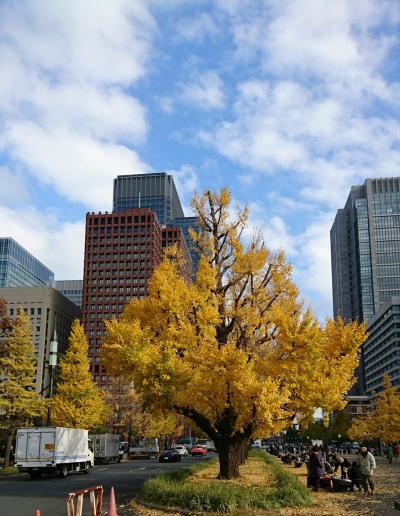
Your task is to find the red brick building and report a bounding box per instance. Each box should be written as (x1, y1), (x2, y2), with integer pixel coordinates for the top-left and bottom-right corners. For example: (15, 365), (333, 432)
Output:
(82, 208), (162, 387)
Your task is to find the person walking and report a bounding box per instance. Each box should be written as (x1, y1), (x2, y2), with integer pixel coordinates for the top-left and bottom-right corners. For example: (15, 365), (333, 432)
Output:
(357, 447), (376, 495)
(308, 445), (325, 491)
(348, 461), (362, 492)
(394, 443), (400, 463)
(386, 445), (394, 464)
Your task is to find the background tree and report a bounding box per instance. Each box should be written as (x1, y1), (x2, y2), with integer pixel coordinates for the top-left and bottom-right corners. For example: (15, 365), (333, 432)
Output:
(102, 189), (366, 479)
(348, 417), (370, 443)
(51, 320), (108, 429)
(0, 305), (46, 467)
(104, 377), (181, 441)
(349, 374), (400, 443)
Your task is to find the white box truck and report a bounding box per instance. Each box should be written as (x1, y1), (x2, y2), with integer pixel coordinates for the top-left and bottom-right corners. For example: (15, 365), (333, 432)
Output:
(15, 427), (94, 479)
(90, 434), (120, 464)
(129, 438), (160, 459)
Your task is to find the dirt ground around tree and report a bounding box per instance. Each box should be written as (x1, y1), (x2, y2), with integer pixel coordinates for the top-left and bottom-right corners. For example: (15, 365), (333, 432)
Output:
(129, 455), (400, 516)
(281, 455), (400, 516)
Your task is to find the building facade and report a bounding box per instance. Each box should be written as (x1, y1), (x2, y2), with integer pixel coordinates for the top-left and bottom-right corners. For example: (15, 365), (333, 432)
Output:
(113, 173), (184, 224)
(162, 226), (193, 282)
(331, 177), (400, 394)
(171, 216), (200, 275)
(331, 177), (400, 323)
(82, 208), (163, 388)
(0, 237), (54, 288)
(112, 173), (200, 275)
(0, 287), (80, 394)
(363, 296), (400, 394)
(55, 280), (83, 309)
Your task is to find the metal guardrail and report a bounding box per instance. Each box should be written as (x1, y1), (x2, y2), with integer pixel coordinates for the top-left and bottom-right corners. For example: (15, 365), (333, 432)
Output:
(66, 485), (103, 516)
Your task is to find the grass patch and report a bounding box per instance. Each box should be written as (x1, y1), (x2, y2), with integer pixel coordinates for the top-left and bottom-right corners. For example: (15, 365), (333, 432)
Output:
(139, 450), (311, 513)
(0, 466), (18, 476)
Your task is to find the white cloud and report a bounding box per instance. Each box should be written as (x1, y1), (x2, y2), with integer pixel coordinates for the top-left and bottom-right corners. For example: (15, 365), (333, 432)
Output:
(157, 96), (175, 114)
(167, 164), (200, 214)
(179, 72), (226, 110)
(200, 77), (400, 208)
(244, 201), (334, 317)
(0, 166), (29, 204)
(293, 214), (335, 317)
(5, 121), (147, 209)
(175, 12), (219, 42)
(0, 0), (155, 207)
(0, 205), (85, 280)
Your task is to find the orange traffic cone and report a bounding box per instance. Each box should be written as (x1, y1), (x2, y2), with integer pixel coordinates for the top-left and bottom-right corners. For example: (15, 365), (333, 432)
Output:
(34, 511), (41, 516)
(108, 486), (118, 516)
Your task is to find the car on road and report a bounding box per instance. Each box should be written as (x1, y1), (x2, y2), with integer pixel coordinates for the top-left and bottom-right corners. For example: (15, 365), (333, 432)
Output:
(159, 449), (182, 463)
(172, 444), (189, 456)
(191, 445), (207, 457)
(195, 439), (215, 452)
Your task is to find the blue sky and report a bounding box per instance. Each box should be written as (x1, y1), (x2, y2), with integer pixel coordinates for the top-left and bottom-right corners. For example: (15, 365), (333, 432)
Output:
(0, 0), (399, 318)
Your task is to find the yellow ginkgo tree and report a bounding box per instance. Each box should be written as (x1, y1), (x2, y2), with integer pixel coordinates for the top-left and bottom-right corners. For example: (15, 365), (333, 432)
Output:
(102, 189), (366, 479)
(0, 304), (46, 467)
(349, 373), (400, 443)
(51, 320), (108, 429)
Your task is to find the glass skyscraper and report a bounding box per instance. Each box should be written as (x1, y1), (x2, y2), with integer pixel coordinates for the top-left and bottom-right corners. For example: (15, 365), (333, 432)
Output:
(0, 237), (54, 287)
(171, 216), (200, 274)
(331, 177), (400, 394)
(55, 279), (83, 309)
(113, 173), (184, 224)
(331, 177), (400, 322)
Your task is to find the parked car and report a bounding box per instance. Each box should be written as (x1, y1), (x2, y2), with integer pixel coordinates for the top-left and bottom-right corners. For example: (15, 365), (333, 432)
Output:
(191, 445), (207, 457)
(172, 445), (189, 456)
(195, 439), (215, 452)
(159, 449), (182, 463)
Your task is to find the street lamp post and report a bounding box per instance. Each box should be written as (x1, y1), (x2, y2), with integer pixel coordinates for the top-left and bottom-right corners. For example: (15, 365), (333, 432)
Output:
(47, 330), (58, 425)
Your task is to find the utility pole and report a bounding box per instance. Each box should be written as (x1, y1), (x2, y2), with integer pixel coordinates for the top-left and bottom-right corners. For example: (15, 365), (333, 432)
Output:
(47, 330), (58, 425)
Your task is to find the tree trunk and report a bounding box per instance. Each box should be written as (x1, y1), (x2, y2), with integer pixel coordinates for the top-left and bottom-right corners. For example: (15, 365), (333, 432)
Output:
(238, 440), (248, 465)
(217, 438), (246, 479)
(4, 430), (14, 468)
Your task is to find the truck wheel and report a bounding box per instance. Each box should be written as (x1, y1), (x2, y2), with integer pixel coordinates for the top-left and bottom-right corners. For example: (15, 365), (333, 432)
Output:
(57, 465), (68, 478)
(29, 471), (42, 480)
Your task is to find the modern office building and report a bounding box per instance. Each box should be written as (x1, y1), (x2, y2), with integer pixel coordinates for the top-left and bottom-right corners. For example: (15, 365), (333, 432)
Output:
(344, 394), (372, 419)
(82, 208), (163, 388)
(0, 287), (80, 394)
(331, 177), (400, 322)
(363, 296), (400, 394)
(162, 225), (193, 282)
(0, 237), (54, 288)
(112, 173), (200, 274)
(55, 280), (83, 309)
(331, 177), (400, 394)
(113, 173), (184, 225)
(171, 216), (200, 275)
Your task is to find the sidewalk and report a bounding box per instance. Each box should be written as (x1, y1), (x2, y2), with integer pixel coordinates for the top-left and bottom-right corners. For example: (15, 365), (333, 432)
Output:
(281, 456), (400, 516)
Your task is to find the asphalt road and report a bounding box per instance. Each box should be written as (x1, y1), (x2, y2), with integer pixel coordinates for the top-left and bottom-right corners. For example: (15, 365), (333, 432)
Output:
(0, 455), (211, 516)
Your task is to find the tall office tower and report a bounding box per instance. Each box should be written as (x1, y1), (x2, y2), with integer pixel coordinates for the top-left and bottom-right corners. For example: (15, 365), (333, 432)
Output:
(55, 280), (83, 309)
(113, 173), (184, 224)
(162, 226), (193, 282)
(331, 177), (400, 322)
(0, 237), (54, 287)
(82, 209), (162, 388)
(0, 287), (80, 394)
(363, 297), (400, 393)
(331, 177), (400, 393)
(171, 216), (200, 275)
(113, 173), (200, 274)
